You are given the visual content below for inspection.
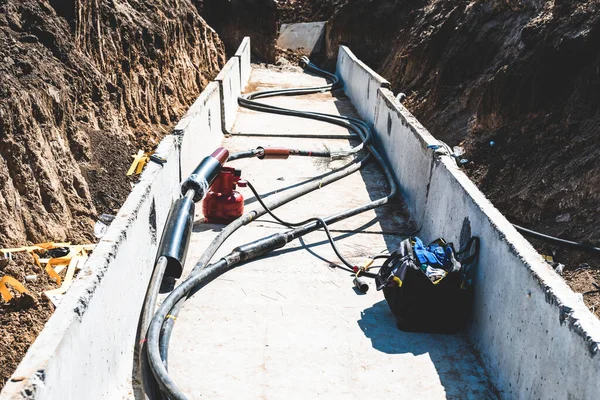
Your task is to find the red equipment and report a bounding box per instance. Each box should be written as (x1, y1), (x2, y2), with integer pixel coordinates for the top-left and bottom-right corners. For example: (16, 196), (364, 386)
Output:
(202, 167), (245, 223)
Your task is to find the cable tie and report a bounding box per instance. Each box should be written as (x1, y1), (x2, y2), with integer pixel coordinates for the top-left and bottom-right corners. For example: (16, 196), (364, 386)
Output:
(166, 315), (177, 321)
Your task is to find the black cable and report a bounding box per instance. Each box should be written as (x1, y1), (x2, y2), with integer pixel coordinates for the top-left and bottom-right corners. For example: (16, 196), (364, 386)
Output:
(145, 57), (398, 399)
(246, 180), (378, 276)
(513, 224), (600, 257)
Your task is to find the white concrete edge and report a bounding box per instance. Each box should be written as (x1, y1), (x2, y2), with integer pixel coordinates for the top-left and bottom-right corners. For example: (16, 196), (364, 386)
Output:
(176, 81), (224, 178)
(1, 40), (252, 399)
(174, 81), (220, 134)
(215, 56), (242, 134)
(233, 36), (251, 90)
(337, 45), (390, 87)
(336, 46), (390, 126)
(376, 87), (600, 351)
(337, 44), (600, 397)
(1, 137), (180, 399)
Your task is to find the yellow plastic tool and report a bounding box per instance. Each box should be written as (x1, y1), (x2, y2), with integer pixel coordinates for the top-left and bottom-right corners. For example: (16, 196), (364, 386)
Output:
(127, 149), (149, 176)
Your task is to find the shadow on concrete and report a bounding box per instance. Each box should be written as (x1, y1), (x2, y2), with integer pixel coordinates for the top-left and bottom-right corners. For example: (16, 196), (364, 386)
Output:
(330, 89), (416, 252)
(358, 300), (497, 399)
(243, 157), (358, 207)
(192, 221), (225, 233)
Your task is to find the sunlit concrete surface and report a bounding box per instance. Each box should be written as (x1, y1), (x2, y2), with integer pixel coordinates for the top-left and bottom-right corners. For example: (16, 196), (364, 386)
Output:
(168, 66), (495, 399)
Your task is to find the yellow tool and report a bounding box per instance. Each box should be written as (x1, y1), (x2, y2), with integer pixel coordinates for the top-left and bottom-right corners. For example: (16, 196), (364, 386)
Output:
(127, 150), (150, 176)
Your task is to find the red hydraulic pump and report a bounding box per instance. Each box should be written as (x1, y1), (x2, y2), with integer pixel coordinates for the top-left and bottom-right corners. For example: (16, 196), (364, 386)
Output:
(202, 167), (246, 223)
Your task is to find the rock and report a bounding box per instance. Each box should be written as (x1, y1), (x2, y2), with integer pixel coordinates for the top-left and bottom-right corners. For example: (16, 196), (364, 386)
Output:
(0, 254), (10, 269)
(94, 220), (108, 239)
(555, 213), (572, 223)
(453, 146), (465, 157)
(554, 263), (565, 275)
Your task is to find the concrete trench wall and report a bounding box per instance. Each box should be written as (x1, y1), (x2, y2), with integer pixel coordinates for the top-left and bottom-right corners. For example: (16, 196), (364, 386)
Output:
(337, 46), (600, 399)
(215, 57), (242, 134)
(277, 22), (326, 55)
(0, 38), (251, 400)
(5, 37), (598, 399)
(234, 37), (251, 91)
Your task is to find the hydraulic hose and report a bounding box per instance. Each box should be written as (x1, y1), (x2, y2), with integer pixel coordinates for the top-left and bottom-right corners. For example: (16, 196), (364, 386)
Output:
(144, 57), (399, 399)
(137, 148), (229, 399)
(152, 61), (381, 365)
(147, 190), (397, 399)
(137, 256), (168, 400)
(156, 155), (369, 368)
(245, 180), (377, 277)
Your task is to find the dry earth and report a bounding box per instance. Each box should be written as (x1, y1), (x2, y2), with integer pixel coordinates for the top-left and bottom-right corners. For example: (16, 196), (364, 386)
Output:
(0, 0), (224, 387)
(321, 0), (600, 314)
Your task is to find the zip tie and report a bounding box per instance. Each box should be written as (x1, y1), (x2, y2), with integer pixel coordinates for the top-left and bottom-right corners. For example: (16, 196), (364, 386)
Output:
(318, 180), (323, 189)
(166, 315), (177, 321)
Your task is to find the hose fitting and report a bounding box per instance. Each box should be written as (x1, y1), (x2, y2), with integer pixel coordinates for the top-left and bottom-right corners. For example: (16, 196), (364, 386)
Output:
(181, 147), (229, 202)
(299, 56), (310, 68)
(256, 146), (290, 160)
(354, 277), (369, 293)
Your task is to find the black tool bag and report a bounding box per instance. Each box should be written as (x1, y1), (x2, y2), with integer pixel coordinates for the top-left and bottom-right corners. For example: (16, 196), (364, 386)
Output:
(375, 236), (479, 333)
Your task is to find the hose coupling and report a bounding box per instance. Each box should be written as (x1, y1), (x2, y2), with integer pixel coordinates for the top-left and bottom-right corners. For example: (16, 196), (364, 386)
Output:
(181, 147), (229, 202)
(256, 146), (290, 160)
(299, 56), (311, 68)
(354, 277), (369, 293)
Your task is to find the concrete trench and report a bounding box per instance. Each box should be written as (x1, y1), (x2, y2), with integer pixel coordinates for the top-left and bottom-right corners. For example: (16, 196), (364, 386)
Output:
(2, 38), (600, 399)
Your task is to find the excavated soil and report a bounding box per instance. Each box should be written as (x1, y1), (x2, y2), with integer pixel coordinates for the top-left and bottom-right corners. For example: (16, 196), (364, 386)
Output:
(0, 0), (225, 387)
(319, 0), (600, 317)
(0, 253), (57, 388)
(279, 0), (345, 23)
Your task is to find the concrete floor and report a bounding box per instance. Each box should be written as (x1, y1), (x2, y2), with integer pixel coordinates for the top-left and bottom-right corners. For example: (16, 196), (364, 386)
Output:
(167, 66), (495, 399)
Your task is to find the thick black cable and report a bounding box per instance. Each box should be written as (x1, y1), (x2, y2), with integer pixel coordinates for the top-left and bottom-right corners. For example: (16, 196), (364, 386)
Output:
(152, 61), (376, 367)
(145, 58), (398, 399)
(155, 155), (370, 371)
(246, 180), (378, 276)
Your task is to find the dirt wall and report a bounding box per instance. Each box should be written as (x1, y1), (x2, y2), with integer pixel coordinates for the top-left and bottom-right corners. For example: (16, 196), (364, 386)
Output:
(325, 0), (600, 265)
(0, 0), (225, 387)
(0, 0), (224, 247)
(201, 0), (279, 62)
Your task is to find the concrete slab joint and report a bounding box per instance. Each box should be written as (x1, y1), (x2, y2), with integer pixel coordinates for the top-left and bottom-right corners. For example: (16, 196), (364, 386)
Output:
(215, 57), (242, 134)
(234, 36), (251, 90)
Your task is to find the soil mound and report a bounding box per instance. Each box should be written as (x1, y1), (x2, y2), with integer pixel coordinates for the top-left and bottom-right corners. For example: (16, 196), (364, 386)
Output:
(324, 0), (600, 314)
(0, 0), (224, 386)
